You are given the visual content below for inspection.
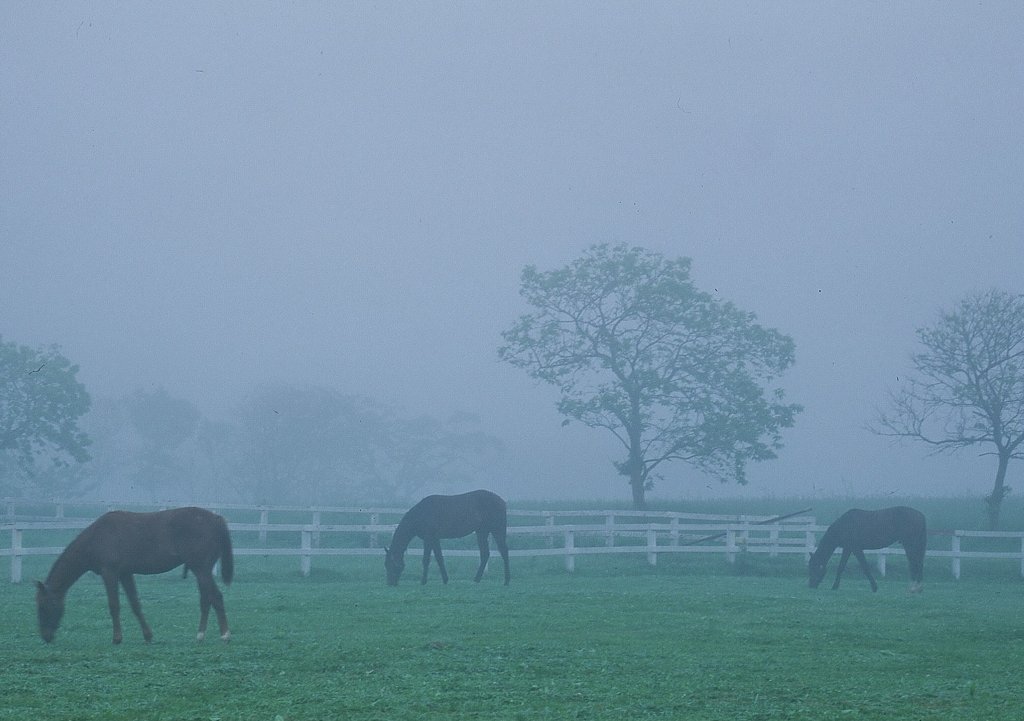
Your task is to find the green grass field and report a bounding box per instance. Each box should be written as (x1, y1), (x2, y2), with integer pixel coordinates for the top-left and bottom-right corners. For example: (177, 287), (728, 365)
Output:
(2, 548), (1022, 721)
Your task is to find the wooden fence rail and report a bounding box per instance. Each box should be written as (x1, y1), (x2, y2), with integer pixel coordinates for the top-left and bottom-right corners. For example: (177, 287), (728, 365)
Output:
(0, 499), (817, 554)
(3, 516), (1023, 583)
(1, 498), (814, 526)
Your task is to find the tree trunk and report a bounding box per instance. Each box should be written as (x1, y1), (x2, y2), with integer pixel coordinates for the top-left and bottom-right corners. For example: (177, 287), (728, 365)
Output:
(984, 451), (1010, 530)
(624, 391), (648, 511)
(631, 474), (646, 510)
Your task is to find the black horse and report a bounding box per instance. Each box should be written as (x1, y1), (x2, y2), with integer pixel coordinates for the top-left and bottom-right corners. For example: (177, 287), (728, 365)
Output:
(35, 507), (234, 644)
(384, 490), (511, 586)
(808, 506), (926, 593)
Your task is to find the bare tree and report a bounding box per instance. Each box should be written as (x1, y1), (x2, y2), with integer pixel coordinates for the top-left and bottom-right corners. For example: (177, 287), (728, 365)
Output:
(873, 289), (1024, 528)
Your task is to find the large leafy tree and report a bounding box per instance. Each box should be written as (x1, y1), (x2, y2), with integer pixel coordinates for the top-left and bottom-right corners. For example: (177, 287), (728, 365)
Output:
(499, 244), (801, 509)
(0, 336), (91, 496)
(873, 289), (1024, 528)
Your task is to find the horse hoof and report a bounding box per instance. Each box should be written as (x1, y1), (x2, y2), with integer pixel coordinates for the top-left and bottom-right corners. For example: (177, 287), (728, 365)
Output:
(196, 631), (206, 641)
(220, 631), (231, 642)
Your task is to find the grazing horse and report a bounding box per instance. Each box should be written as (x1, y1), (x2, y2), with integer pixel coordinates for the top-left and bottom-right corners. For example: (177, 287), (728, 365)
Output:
(384, 490), (511, 586)
(808, 506), (926, 593)
(35, 507), (234, 644)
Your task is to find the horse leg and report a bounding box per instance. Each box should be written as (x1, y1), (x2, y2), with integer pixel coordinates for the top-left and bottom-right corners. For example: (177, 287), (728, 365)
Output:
(853, 549), (878, 592)
(474, 531), (491, 582)
(832, 548), (853, 589)
(494, 529), (511, 585)
(433, 541), (449, 584)
(905, 544), (925, 593)
(100, 569), (124, 644)
(194, 568), (230, 641)
(119, 573), (153, 642)
(421, 543), (432, 584)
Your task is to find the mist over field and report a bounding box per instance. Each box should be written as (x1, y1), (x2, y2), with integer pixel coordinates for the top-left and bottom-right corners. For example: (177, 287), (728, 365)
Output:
(3, 4), (1023, 506)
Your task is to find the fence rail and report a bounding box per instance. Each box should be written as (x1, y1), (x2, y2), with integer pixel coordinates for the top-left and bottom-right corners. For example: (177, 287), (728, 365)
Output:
(1, 498), (814, 526)
(3, 507), (1023, 583)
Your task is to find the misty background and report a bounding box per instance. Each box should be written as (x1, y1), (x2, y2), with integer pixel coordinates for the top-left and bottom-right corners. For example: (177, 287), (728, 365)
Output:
(3, 4), (1022, 508)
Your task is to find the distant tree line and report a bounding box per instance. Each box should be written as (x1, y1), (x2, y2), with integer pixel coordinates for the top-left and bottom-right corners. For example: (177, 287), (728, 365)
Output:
(3, 246), (1022, 525)
(82, 384), (505, 506)
(0, 337), (503, 504)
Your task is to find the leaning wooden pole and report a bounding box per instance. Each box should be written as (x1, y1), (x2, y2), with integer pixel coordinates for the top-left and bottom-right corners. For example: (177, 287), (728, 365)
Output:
(685, 507), (814, 546)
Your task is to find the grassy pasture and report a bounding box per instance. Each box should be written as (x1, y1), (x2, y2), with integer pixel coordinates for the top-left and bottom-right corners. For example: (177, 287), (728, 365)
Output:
(2, 547), (1022, 721)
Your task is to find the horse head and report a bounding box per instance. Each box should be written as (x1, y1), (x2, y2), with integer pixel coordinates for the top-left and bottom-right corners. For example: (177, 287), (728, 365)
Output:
(35, 581), (65, 643)
(383, 546), (405, 586)
(807, 556), (828, 589)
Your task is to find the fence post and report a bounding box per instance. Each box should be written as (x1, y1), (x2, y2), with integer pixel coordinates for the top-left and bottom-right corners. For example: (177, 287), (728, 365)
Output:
(769, 527), (779, 557)
(301, 529), (312, 577)
(877, 552), (886, 577)
(369, 513), (380, 548)
(11, 527), (22, 584)
(311, 511), (322, 548)
(564, 529), (575, 573)
(951, 534), (961, 580)
(805, 530), (816, 560)
(259, 509), (269, 544)
(605, 514), (615, 547)
(671, 516), (680, 546)
(726, 529), (736, 564)
(545, 513), (555, 548)
(646, 529), (657, 566)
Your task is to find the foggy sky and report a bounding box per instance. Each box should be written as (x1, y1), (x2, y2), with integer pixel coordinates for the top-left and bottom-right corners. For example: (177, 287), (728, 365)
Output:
(3, 4), (1023, 506)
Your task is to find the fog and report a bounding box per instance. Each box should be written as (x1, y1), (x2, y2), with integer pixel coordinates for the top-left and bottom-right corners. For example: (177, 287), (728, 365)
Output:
(3, 4), (1022, 504)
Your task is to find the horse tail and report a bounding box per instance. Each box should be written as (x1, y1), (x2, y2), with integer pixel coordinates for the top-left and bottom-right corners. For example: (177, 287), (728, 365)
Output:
(216, 515), (235, 586)
(913, 510), (927, 578)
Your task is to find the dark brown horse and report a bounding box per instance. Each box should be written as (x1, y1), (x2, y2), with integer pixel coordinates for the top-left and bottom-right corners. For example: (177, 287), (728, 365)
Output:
(35, 507), (234, 644)
(809, 506), (926, 593)
(384, 490), (510, 586)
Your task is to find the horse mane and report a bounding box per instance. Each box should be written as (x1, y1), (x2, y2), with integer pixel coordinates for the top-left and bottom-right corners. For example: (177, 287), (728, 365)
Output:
(43, 518), (100, 593)
(809, 524), (839, 563)
(387, 511), (418, 557)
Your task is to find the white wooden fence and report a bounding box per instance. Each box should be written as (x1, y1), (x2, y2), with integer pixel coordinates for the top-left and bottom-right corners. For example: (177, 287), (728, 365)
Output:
(3, 501), (1023, 583)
